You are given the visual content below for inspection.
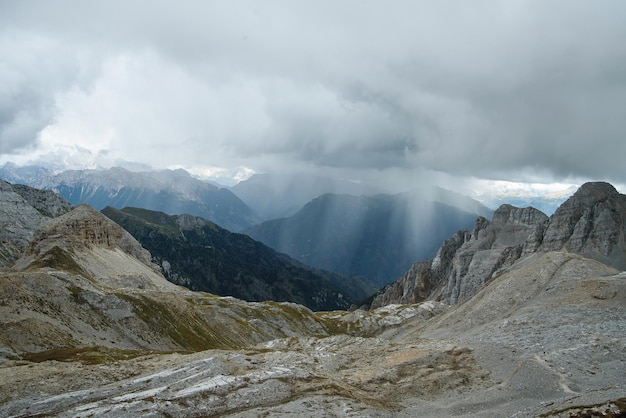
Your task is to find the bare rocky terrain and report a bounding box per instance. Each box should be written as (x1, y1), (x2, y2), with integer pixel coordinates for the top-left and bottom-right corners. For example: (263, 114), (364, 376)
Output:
(0, 181), (625, 417)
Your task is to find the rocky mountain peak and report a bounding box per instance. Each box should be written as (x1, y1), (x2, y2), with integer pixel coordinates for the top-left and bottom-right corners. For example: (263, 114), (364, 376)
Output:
(10, 183), (74, 218)
(540, 182), (626, 268)
(12, 204), (173, 291)
(373, 181), (626, 308)
(490, 204), (548, 227)
(23, 204), (152, 265)
(569, 181), (619, 203)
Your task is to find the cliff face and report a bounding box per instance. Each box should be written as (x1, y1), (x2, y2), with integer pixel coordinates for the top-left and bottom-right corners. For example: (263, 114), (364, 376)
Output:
(371, 182), (626, 308)
(371, 204), (548, 308)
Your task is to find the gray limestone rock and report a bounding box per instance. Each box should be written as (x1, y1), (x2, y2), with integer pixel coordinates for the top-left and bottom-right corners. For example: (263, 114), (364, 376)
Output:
(10, 183), (73, 218)
(372, 204), (549, 308)
(1, 181), (60, 267)
(0, 180), (72, 267)
(540, 181), (626, 269)
(374, 182), (626, 308)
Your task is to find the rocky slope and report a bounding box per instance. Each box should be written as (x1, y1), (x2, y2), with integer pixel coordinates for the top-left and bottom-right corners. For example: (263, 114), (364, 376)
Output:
(371, 181), (626, 308)
(0, 182), (624, 417)
(0, 180), (72, 267)
(1, 250), (623, 417)
(1, 205), (337, 359)
(101, 206), (375, 310)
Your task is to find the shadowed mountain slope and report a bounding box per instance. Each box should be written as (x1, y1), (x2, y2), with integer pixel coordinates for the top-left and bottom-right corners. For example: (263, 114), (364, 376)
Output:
(101, 206), (376, 311)
(231, 172), (382, 220)
(245, 192), (491, 286)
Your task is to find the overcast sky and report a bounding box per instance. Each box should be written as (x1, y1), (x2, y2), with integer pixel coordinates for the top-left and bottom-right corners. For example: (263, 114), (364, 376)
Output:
(1, 0), (625, 192)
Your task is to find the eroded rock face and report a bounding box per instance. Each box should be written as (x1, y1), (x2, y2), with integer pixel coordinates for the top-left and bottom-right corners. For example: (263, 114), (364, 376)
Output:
(373, 182), (626, 308)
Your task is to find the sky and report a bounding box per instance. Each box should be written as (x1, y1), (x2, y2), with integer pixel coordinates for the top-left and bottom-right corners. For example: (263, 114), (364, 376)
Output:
(1, 0), (625, 194)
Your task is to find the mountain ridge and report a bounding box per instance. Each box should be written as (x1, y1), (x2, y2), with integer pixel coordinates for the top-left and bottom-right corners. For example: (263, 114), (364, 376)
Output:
(101, 206), (375, 310)
(6, 166), (260, 232)
(372, 181), (626, 308)
(246, 191), (492, 286)
(231, 172), (383, 220)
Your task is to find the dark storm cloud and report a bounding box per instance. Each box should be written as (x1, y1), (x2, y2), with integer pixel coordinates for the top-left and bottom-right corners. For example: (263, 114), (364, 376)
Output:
(1, 0), (625, 184)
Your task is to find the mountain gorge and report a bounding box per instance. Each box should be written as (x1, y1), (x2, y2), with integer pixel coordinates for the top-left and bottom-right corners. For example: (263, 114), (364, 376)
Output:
(0, 180), (624, 417)
(102, 206), (375, 311)
(246, 191), (493, 286)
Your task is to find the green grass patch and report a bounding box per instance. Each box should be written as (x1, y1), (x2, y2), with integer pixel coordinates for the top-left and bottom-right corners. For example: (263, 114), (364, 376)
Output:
(117, 293), (246, 351)
(22, 346), (158, 365)
(28, 246), (88, 277)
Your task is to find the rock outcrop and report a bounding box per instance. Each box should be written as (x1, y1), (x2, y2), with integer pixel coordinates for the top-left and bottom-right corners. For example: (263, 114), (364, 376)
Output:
(10, 183), (73, 218)
(23, 204), (152, 264)
(372, 182), (626, 308)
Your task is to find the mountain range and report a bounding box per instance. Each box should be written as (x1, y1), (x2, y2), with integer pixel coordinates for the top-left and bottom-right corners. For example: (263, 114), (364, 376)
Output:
(0, 165), (260, 232)
(470, 183), (579, 215)
(1, 179), (372, 310)
(0, 180), (624, 416)
(246, 190), (493, 286)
